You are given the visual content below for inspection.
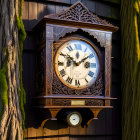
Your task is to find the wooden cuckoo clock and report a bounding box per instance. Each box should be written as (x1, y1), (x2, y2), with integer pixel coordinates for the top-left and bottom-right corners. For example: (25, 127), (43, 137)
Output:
(33, 1), (118, 127)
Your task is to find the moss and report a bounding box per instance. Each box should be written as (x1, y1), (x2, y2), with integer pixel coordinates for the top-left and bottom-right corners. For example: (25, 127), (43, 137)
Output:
(16, 0), (27, 130)
(0, 49), (8, 121)
(0, 0), (26, 133)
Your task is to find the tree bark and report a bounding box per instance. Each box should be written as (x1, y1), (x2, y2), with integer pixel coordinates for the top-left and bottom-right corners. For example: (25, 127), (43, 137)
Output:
(0, 0), (24, 139)
(121, 0), (140, 140)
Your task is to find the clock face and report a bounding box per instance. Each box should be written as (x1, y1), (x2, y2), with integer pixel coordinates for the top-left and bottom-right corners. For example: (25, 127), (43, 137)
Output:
(67, 112), (82, 127)
(54, 39), (100, 89)
(69, 113), (80, 126)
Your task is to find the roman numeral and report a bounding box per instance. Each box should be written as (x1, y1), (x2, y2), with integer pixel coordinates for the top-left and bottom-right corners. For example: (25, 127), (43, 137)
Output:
(84, 48), (87, 52)
(60, 52), (66, 57)
(85, 78), (88, 83)
(88, 53), (94, 59)
(75, 44), (82, 50)
(66, 77), (73, 84)
(90, 63), (96, 68)
(67, 45), (73, 51)
(88, 71), (94, 77)
(59, 69), (66, 77)
(75, 80), (80, 86)
(58, 61), (64, 66)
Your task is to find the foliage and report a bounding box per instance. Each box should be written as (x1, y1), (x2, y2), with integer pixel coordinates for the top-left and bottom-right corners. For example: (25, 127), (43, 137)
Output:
(121, 0), (140, 139)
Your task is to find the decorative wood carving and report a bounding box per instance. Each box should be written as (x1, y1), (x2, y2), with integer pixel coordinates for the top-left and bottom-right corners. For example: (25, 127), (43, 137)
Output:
(52, 99), (104, 106)
(52, 25), (112, 48)
(46, 2), (115, 28)
(85, 100), (104, 106)
(52, 99), (71, 106)
(83, 30), (107, 47)
(52, 72), (104, 96)
(46, 25), (53, 95)
(46, 40), (53, 95)
(53, 25), (78, 42)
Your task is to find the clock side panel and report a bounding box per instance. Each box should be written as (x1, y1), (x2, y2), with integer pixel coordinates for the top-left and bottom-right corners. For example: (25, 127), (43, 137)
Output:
(36, 24), (54, 97)
(35, 47), (46, 95)
(35, 26), (47, 96)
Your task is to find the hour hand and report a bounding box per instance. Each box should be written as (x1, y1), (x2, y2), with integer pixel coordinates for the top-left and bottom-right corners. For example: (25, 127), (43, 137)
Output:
(60, 53), (77, 65)
(67, 54), (77, 64)
(60, 53), (73, 60)
(66, 54), (73, 60)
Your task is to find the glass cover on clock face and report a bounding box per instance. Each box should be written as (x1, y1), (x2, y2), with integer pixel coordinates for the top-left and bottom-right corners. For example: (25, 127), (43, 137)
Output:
(54, 39), (100, 89)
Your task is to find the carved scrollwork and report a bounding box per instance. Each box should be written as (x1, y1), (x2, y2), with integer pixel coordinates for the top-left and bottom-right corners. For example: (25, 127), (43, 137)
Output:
(52, 25), (111, 48)
(85, 100), (104, 106)
(52, 2), (114, 27)
(83, 29), (108, 47)
(52, 99), (71, 106)
(53, 26), (78, 42)
(105, 46), (111, 97)
(52, 72), (104, 96)
(52, 99), (104, 106)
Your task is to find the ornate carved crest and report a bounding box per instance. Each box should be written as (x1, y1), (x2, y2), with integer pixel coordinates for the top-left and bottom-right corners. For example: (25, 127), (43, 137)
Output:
(46, 1), (115, 28)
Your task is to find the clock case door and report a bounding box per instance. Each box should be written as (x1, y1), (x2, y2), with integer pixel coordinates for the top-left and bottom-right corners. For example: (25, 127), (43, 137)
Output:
(35, 24), (114, 109)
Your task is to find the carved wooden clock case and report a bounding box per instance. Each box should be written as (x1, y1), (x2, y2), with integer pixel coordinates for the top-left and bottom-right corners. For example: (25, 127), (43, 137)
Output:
(33, 2), (118, 126)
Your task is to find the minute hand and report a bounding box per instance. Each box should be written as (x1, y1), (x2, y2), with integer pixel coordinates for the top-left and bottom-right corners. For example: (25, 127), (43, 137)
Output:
(78, 56), (89, 64)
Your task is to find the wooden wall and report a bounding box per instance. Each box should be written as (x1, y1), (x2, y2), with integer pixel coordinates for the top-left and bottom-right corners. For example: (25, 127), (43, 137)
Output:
(22, 0), (121, 139)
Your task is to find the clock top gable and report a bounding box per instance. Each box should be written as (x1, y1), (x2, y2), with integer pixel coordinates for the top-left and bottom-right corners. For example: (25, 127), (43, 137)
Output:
(46, 2), (108, 26)
(33, 1), (118, 33)
(43, 1), (118, 32)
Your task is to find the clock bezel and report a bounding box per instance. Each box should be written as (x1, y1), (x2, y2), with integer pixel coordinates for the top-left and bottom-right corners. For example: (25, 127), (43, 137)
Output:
(54, 36), (101, 90)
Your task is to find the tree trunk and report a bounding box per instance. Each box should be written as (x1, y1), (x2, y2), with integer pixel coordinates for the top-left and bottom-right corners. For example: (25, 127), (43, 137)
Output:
(121, 0), (140, 139)
(0, 0), (25, 139)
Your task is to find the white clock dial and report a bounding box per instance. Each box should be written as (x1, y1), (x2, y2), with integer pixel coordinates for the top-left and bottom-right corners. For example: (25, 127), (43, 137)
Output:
(69, 114), (80, 126)
(67, 112), (82, 127)
(55, 39), (100, 89)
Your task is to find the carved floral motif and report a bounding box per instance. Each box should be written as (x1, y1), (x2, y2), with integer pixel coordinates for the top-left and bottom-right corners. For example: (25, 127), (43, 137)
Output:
(46, 2), (115, 28)
(52, 99), (104, 106)
(52, 72), (104, 96)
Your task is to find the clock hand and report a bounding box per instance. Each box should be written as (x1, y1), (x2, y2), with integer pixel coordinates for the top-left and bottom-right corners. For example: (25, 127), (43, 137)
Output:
(66, 54), (77, 65)
(60, 53), (75, 63)
(60, 52), (67, 57)
(60, 53), (78, 65)
(66, 54), (73, 60)
(77, 56), (89, 65)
